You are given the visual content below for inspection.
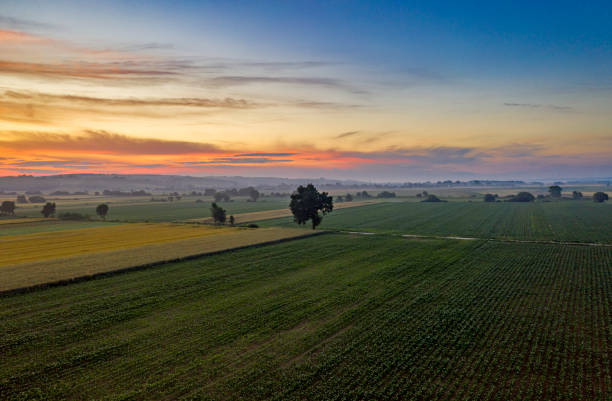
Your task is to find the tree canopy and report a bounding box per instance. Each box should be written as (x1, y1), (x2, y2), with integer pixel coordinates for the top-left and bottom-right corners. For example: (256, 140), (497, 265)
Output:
(41, 202), (56, 218)
(210, 202), (227, 223)
(0, 200), (16, 216)
(214, 192), (231, 202)
(593, 192), (609, 203)
(289, 184), (333, 229)
(508, 192), (535, 202)
(96, 204), (109, 220)
(572, 191), (583, 199)
(548, 185), (562, 198)
(483, 194), (496, 202)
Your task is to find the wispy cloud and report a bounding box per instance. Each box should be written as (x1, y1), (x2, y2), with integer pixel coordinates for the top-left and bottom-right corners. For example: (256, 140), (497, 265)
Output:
(2, 90), (257, 109)
(0, 16), (55, 30)
(182, 157), (293, 165)
(0, 60), (180, 80)
(0, 130), (223, 155)
(503, 102), (574, 112)
(335, 130), (360, 139)
(236, 152), (297, 157)
(205, 75), (365, 93)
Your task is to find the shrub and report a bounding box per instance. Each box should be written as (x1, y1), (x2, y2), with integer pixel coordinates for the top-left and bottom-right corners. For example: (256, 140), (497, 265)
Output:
(507, 192), (535, 202)
(58, 212), (90, 221)
(483, 194), (496, 202)
(421, 194), (445, 202)
(377, 191), (396, 198)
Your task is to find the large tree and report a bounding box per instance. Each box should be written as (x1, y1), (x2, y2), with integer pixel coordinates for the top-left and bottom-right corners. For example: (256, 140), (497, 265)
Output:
(289, 184), (333, 229)
(96, 203), (109, 220)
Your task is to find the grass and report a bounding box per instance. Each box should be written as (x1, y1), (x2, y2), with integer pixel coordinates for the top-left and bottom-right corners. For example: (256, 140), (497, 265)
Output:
(258, 200), (612, 243)
(1, 233), (610, 400)
(0, 226), (311, 292)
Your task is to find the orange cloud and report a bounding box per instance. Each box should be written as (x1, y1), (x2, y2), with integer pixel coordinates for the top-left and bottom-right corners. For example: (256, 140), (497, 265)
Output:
(0, 29), (50, 44)
(2, 90), (257, 109)
(0, 130), (224, 155)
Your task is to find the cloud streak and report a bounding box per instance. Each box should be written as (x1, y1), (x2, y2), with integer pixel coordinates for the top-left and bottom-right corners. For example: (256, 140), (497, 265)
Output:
(0, 130), (223, 155)
(503, 102), (574, 112)
(2, 90), (257, 109)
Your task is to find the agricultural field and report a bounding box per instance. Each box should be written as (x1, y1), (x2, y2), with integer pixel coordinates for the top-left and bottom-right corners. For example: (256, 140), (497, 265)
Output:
(1, 233), (610, 400)
(0, 219), (116, 236)
(258, 200), (612, 243)
(0, 223), (310, 291)
(12, 196), (291, 222)
(188, 200), (377, 224)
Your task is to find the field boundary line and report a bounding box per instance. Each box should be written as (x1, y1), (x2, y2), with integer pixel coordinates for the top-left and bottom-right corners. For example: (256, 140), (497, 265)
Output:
(337, 230), (612, 247)
(0, 230), (330, 297)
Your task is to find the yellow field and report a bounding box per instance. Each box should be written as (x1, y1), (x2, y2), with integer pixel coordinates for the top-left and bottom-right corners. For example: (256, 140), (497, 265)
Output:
(0, 223), (239, 266)
(0, 225), (313, 291)
(0, 217), (48, 225)
(188, 201), (377, 224)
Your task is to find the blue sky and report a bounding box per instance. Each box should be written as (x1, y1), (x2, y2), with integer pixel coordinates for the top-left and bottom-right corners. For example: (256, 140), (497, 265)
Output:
(1, 1), (611, 180)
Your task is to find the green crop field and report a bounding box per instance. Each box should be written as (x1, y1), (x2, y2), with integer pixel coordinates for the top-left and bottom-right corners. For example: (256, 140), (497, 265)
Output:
(1, 234), (610, 400)
(15, 197), (290, 222)
(259, 200), (612, 243)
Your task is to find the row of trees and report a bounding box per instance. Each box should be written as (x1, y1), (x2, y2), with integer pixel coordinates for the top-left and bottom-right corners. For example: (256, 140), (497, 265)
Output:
(484, 190), (609, 202)
(213, 187), (260, 203)
(0, 202), (110, 219)
(210, 203), (235, 225)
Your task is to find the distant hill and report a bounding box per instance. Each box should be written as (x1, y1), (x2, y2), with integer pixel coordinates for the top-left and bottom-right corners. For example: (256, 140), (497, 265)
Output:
(0, 174), (365, 193)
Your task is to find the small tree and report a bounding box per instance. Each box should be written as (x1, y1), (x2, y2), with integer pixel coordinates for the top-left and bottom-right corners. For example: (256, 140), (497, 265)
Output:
(96, 203), (109, 220)
(593, 192), (609, 203)
(41, 202), (56, 218)
(345, 193), (353, 202)
(210, 202), (227, 223)
(0, 200), (16, 216)
(16, 194), (27, 204)
(289, 184), (333, 229)
(229, 215), (235, 225)
(548, 185), (562, 198)
(483, 194), (496, 202)
(214, 192), (230, 202)
(572, 191), (583, 200)
(248, 188), (260, 202)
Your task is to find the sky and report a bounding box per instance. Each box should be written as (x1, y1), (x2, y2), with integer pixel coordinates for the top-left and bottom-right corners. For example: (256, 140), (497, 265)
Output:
(0, 0), (611, 181)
